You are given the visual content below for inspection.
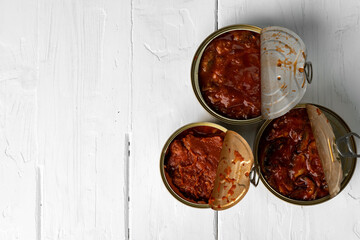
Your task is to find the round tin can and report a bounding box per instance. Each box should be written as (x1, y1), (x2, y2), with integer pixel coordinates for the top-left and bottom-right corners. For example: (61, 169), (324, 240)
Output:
(191, 24), (263, 125)
(160, 122), (227, 208)
(253, 103), (357, 205)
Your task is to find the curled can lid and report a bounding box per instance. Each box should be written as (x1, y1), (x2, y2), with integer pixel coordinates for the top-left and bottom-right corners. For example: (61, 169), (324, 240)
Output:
(306, 104), (343, 197)
(261, 26), (310, 119)
(209, 131), (253, 210)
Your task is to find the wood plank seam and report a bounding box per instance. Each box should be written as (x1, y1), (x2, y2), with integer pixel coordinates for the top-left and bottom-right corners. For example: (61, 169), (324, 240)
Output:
(213, 211), (218, 240)
(124, 134), (131, 240)
(127, 0), (134, 238)
(35, 166), (43, 240)
(36, 1), (42, 238)
(215, 0), (219, 31)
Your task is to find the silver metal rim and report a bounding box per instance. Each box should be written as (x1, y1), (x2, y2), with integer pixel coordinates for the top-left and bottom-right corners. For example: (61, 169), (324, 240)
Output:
(191, 24), (263, 125)
(160, 122), (227, 208)
(253, 103), (357, 205)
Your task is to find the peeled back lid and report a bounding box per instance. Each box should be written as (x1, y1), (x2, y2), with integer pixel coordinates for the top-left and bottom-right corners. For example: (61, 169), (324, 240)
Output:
(306, 104), (343, 197)
(209, 131), (254, 210)
(261, 26), (312, 119)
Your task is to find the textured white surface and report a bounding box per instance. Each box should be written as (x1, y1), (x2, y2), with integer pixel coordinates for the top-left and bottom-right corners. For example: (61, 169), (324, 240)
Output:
(0, 0), (360, 239)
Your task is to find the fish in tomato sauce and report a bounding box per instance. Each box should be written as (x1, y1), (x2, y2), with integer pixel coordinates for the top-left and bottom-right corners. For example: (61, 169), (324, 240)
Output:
(165, 126), (225, 203)
(199, 30), (261, 120)
(259, 108), (329, 200)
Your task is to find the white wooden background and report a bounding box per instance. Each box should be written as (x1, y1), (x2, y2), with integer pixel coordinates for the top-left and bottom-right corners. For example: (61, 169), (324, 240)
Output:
(1, 0), (360, 239)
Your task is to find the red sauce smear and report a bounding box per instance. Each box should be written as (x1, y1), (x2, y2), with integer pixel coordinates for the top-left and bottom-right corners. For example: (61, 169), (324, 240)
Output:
(228, 184), (236, 196)
(224, 166), (232, 176)
(259, 108), (329, 200)
(165, 126), (225, 203)
(199, 30), (261, 120)
(233, 150), (244, 164)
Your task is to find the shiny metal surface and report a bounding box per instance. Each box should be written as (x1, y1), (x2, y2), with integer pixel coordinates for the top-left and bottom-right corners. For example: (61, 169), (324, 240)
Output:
(260, 26), (310, 120)
(191, 24), (263, 125)
(254, 103), (357, 205)
(160, 122), (227, 208)
(336, 132), (360, 158)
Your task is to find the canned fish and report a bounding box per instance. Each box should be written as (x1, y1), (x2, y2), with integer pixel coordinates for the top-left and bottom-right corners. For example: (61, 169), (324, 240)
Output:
(191, 25), (262, 125)
(253, 103), (357, 205)
(191, 25), (313, 125)
(160, 122), (254, 209)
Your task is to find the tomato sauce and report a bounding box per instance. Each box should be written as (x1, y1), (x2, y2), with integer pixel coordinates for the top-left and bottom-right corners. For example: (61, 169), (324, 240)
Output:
(199, 30), (261, 119)
(165, 126), (225, 203)
(259, 108), (329, 200)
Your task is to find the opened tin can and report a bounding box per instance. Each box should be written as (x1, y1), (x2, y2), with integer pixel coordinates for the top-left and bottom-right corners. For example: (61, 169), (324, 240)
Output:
(191, 24), (313, 125)
(161, 105), (359, 208)
(160, 122), (255, 209)
(253, 103), (358, 205)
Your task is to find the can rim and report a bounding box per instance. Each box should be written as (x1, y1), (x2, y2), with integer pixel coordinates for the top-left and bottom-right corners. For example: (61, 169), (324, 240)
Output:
(191, 24), (263, 125)
(253, 103), (357, 205)
(160, 122), (227, 208)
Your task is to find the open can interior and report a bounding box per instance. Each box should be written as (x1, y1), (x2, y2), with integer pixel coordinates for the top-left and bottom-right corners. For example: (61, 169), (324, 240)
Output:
(253, 103), (357, 205)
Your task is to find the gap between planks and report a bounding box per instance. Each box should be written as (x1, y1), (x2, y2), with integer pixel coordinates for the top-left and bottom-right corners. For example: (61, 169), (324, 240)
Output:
(36, 166), (43, 240)
(215, 0), (219, 31)
(125, 134), (131, 240)
(126, 0), (134, 237)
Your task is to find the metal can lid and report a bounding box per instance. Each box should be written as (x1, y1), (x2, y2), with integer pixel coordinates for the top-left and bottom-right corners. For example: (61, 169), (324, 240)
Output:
(261, 26), (312, 119)
(254, 103), (357, 205)
(306, 104), (343, 197)
(209, 130), (254, 210)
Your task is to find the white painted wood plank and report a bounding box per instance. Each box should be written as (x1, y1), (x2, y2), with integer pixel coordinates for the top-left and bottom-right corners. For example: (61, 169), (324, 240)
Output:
(130, 0), (218, 239)
(3, 0), (360, 239)
(37, 0), (131, 239)
(0, 0), (38, 239)
(218, 0), (360, 239)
